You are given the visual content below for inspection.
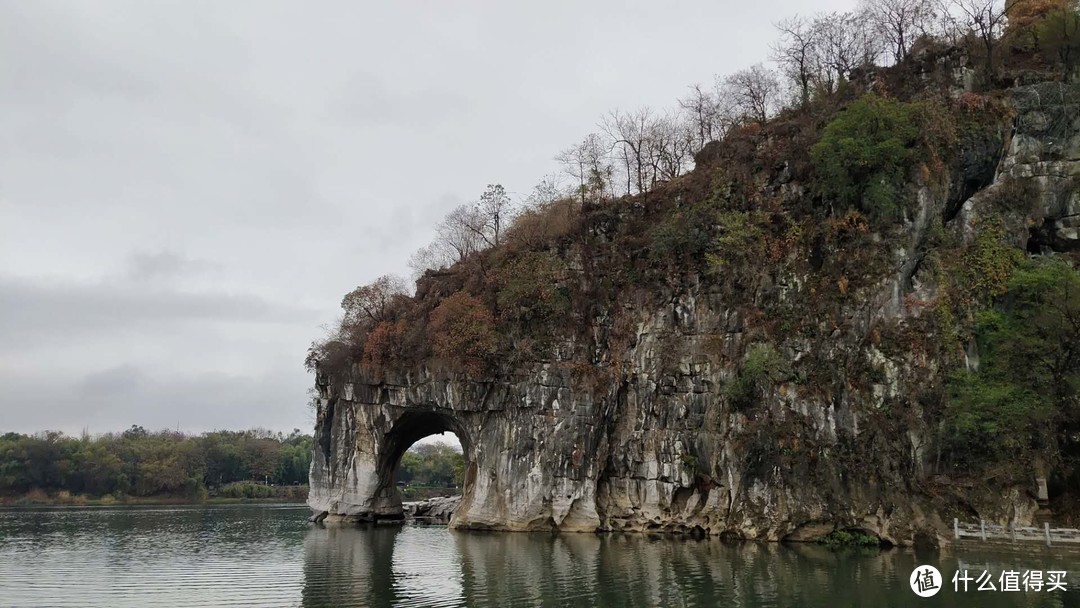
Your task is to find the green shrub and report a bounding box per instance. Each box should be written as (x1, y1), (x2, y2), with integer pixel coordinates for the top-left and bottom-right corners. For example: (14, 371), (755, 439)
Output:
(182, 477), (208, 500)
(495, 251), (571, 326)
(219, 481), (273, 499)
(680, 454), (701, 475)
(650, 202), (717, 264)
(943, 258), (1080, 474)
(724, 343), (787, 411)
(957, 226), (1024, 305)
(810, 94), (921, 222)
(1036, 2), (1080, 74)
(816, 529), (881, 547)
(397, 442), (464, 488)
(706, 211), (769, 277)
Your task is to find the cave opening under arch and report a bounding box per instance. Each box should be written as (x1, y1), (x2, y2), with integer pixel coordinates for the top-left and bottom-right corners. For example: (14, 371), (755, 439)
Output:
(372, 410), (474, 521)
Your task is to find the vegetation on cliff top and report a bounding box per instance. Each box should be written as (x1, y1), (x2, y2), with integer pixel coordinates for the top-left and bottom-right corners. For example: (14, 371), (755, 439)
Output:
(308, 0), (1080, 510)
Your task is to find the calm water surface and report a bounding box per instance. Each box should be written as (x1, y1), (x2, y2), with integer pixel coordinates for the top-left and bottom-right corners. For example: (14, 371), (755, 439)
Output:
(2, 504), (1080, 607)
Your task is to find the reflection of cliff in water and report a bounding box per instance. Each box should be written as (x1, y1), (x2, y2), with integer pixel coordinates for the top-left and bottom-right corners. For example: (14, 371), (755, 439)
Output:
(301, 525), (465, 608)
(301, 526), (399, 608)
(301, 525), (1073, 607)
(450, 534), (919, 606)
(454, 530), (602, 604)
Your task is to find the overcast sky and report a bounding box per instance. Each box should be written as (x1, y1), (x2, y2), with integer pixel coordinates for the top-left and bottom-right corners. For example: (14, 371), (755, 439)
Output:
(0, 0), (856, 436)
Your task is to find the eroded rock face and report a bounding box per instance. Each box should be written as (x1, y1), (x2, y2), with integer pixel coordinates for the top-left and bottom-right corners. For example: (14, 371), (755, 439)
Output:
(998, 83), (1080, 253)
(309, 82), (1080, 544)
(308, 368), (605, 531)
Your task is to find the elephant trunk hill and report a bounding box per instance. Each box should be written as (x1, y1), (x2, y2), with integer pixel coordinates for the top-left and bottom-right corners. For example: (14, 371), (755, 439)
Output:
(308, 46), (1080, 547)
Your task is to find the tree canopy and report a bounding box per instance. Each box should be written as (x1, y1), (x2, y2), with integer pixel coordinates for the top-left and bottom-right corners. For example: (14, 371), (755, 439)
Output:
(0, 428), (313, 499)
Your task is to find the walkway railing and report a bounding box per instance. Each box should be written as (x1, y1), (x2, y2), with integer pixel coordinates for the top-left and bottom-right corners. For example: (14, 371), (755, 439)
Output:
(954, 518), (1080, 547)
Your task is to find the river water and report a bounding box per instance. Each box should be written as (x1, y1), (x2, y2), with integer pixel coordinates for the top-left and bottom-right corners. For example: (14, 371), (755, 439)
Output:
(1, 504), (1079, 607)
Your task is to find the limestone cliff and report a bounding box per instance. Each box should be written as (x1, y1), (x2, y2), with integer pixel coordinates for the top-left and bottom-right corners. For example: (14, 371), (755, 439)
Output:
(308, 58), (1080, 545)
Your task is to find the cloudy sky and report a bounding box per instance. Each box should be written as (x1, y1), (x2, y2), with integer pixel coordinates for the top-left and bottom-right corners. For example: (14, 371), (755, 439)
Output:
(0, 0), (856, 436)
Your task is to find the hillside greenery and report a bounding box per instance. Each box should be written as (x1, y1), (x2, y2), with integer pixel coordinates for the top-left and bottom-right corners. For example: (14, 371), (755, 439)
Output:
(944, 258), (1080, 479)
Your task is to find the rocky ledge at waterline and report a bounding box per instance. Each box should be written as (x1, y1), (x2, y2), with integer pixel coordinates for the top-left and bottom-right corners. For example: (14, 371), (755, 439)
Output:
(307, 53), (1080, 547)
(311, 496), (462, 525)
(404, 496), (462, 523)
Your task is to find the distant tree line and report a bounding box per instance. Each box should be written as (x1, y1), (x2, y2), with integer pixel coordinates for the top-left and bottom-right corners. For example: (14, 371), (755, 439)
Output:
(396, 442), (464, 489)
(0, 427), (313, 499)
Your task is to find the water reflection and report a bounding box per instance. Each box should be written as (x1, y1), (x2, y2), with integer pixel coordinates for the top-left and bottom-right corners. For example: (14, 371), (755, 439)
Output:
(301, 525), (397, 608)
(301, 524), (467, 608)
(0, 504), (309, 607)
(2, 505), (1079, 608)
(300, 524), (1080, 608)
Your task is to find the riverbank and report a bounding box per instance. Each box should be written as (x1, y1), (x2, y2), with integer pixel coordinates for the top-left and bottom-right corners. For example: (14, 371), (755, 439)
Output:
(1, 485), (309, 506)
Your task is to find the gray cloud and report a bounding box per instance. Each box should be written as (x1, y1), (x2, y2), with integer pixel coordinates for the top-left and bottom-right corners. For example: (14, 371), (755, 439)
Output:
(81, 365), (145, 398)
(127, 250), (219, 282)
(328, 72), (474, 128)
(0, 0), (857, 435)
(0, 275), (318, 348)
(1, 365), (313, 435)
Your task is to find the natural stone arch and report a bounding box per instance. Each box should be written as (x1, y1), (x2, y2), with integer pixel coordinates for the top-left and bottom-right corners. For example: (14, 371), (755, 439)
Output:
(308, 371), (604, 530)
(367, 409), (474, 521)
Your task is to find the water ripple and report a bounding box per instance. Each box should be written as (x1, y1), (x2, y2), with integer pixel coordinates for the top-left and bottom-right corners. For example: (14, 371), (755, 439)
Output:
(2, 505), (1078, 607)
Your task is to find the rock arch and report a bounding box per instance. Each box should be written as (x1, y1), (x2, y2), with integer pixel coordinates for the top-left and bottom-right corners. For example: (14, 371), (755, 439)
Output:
(369, 409), (473, 519)
(307, 369), (603, 530)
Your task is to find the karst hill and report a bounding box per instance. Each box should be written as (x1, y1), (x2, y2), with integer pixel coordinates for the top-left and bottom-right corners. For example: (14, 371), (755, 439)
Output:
(307, 6), (1080, 546)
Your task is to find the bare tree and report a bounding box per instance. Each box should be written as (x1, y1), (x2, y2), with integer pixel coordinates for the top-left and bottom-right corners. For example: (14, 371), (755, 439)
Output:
(556, 142), (588, 206)
(438, 204), (485, 262)
(465, 184), (514, 248)
(583, 134), (616, 202)
(410, 192), (510, 276)
(860, 0), (936, 63)
(602, 107), (660, 195)
(721, 64), (782, 124)
(942, 0), (1023, 79)
(340, 274), (408, 327)
(408, 241), (457, 278)
(678, 84), (725, 149)
(648, 110), (691, 180)
(930, 1), (966, 45)
(524, 174), (564, 208)
(773, 15), (822, 106)
(813, 11), (881, 91)
(557, 136), (591, 206)
(557, 134), (613, 205)
(713, 86), (743, 133)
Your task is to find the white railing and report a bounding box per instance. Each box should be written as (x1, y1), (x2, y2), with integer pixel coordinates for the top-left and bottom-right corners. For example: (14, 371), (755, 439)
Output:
(954, 518), (1080, 547)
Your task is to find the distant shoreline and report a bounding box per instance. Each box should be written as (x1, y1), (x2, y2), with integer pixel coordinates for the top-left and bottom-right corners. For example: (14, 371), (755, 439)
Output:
(1, 489), (309, 507)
